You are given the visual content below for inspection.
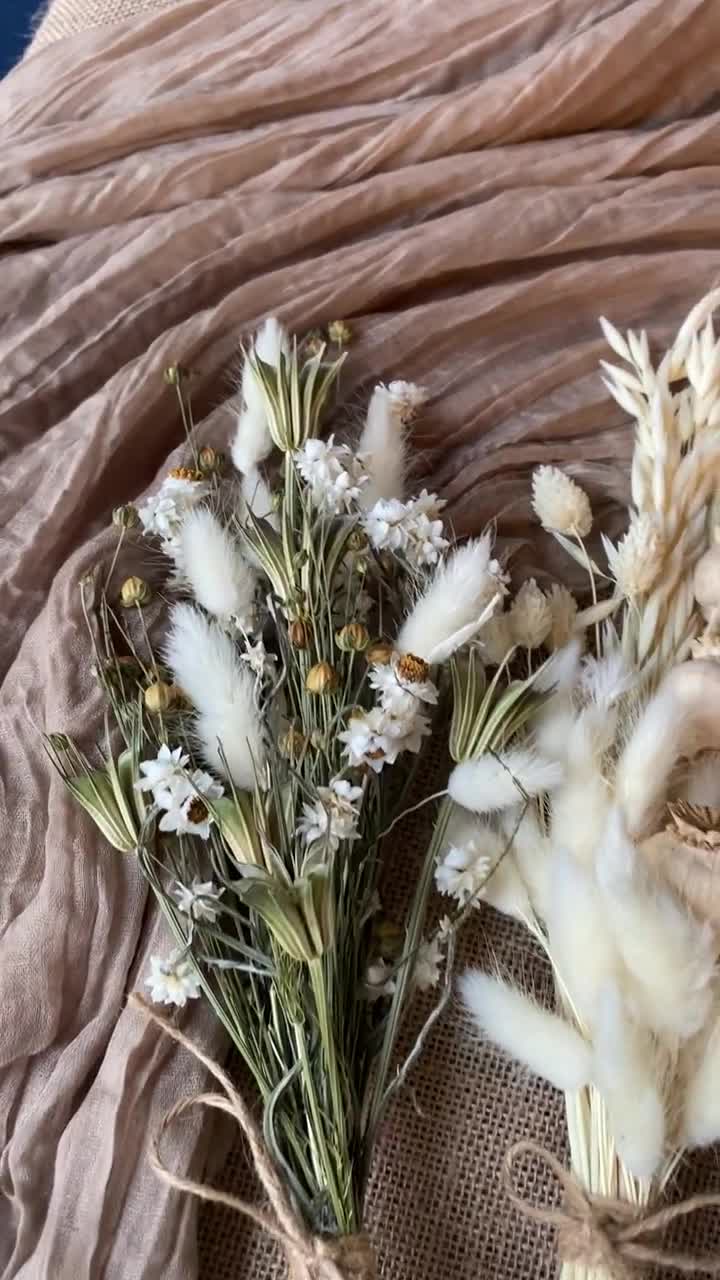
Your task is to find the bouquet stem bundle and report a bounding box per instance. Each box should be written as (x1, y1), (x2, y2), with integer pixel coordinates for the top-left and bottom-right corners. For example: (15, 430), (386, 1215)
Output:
(48, 323), (510, 1272)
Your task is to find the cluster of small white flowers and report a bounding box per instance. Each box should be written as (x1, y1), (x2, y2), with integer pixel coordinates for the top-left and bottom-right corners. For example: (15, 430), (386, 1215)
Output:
(294, 436), (368, 514)
(138, 473), (210, 559)
(435, 839), (491, 907)
(363, 490), (449, 569)
(136, 743), (223, 839)
(339, 654), (437, 773)
(296, 777), (364, 852)
(413, 935), (445, 991)
(146, 950), (202, 1007)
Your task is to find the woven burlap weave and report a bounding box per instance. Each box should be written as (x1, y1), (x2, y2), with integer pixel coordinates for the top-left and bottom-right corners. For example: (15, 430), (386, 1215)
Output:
(30, 0), (177, 47)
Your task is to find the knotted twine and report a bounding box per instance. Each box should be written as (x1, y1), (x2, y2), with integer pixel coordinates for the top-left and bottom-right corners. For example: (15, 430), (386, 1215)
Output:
(129, 993), (375, 1280)
(504, 1140), (720, 1279)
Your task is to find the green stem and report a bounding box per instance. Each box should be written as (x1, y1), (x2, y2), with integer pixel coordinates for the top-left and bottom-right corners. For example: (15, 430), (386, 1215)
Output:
(362, 794), (454, 1158)
(309, 956), (354, 1227)
(294, 1022), (347, 1230)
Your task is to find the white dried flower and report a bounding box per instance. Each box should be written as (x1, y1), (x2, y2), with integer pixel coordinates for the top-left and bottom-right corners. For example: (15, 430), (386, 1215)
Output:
(170, 878), (224, 923)
(532, 466), (592, 538)
(158, 768), (224, 839)
(294, 436), (368, 513)
(136, 744), (190, 806)
(146, 950), (202, 1007)
(479, 613), (513, 666)
(338, 708), (392, 772)
(547, 583), (579, 651)
(385, 380), (428, 423)
(296, 778), (363, 851)
(435, 841), (491, 906)
(413, 936), (445, 991)
(602, 515), (665, 599)
(508, 579), (552, 649)
(369, 654), (439, 717)
(240, 637), (275, 680)
(363, 489), (448, 568)
(138, 474), (210, 556)
(365, 959), (396, 1001)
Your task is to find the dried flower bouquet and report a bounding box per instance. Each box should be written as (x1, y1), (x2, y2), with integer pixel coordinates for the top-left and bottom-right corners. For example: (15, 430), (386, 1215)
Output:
(432, 292), (720, 1278)
(47, 321), (508, 1276)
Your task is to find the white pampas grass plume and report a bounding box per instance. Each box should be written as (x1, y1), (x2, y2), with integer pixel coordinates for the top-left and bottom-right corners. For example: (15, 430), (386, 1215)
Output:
(508, 579), (552, 650)
(181, 508), (256, 627)
(683, 1020), (720, 1148)
(448, 749), (563, 815)
(460, 972), (592, 1091)
(397, 535), (508, 663)
(546, 850), (617, 1029)
(547, 583), (579, 650)
(593, 983), (665, 1180)
(596, 809), (715, 1041)
(165, 604), (264, 789)
(231, 318), (289, 474)
(532, 466), (592, 538)
(358, 385), (406, 506)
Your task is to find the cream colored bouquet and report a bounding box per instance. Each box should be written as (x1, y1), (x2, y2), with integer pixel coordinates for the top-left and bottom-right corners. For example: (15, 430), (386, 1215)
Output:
(433, 291), (720, 1278)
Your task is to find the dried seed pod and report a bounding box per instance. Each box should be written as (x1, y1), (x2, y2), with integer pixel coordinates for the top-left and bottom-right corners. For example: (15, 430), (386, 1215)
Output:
(305, 662), (339, 694)
(198, 446), (225, 475)
(112, 504), (139, 530)
(120, 576), (152, 608)
(168, 465), (203, 483)
(288, 620), (310, 650)
(144, 681), (176, 714)
(396, 652), (431, 684)
(328, 319), (352, 346)
(365, 640), (394, 666)
(279, 727), (306, 759)
(336, 623), (369, 652)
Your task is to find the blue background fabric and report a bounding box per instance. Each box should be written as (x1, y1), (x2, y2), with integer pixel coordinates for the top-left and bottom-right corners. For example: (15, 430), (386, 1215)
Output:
(1, 0), (38, 75)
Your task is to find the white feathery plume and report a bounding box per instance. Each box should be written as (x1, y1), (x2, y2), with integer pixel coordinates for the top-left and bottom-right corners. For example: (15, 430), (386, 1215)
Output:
(546, 849), (617, 1029)
(499, 805), (550, 919)
(682, 1019), (720, 1148)
(241, 466), (279, 529)
(534, 637), (582, 695)
(459, 972), (592, 1092)
(165, 604), (265, 790)
(181, 508), (256, 627)
(482, 844), (534, 922)
(596, 808), (716, 1042)
(615, 675), (691, 838)
(546, 713), (611, 864)
(593, 983), (666, 1181)
(358, 385), (406, 506)
(397, 535), (507, 663)
(448, 749), (563, 815)
(231, 318), (289, 475)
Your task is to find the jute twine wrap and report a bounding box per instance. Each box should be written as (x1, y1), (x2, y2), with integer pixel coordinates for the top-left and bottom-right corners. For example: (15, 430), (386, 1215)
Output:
(504, 1140), (720, 1279)
(129, 994), (375, 1280)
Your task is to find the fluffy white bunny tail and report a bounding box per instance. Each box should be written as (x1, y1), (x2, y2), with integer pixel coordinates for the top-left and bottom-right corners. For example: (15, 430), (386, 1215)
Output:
(181, 508), (256, 628)
(165, 604), (264, 789)
(546, 849), (617, 1030)
(397, 535), (507, 663)
(448, 749), (563, 816)
(459, 971), (591, 1092)
(231, 318), (289, 474)
(500, 805), (550, 919)
(682, 1019), (720, 1148)
(596, 808), (716, 1042)
(593, 983), (665, 1181)
(357, 385), (407, 506)
(241, 466), (278, 528)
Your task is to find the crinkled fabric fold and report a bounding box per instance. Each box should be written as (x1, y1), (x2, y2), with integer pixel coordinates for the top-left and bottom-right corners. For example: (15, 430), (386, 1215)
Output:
(2, 2), (720, 1278)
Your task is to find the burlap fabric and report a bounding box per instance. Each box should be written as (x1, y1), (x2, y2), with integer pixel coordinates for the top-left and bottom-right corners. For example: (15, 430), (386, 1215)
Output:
(30, 0), (177, 47)
(3, 2), (720, 1279)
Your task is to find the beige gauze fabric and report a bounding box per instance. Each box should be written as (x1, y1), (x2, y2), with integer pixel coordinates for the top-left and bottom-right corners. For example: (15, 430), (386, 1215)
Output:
(2, 2), (720, 1278)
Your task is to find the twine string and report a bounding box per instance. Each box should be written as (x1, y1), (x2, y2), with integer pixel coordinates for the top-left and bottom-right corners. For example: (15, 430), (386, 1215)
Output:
(129, 993), (374, 1280)
(504, 1139), (720, 1278)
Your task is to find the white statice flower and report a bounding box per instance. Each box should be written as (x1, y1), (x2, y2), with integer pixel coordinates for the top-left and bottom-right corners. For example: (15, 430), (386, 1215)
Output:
(158, 769), (224, 839)
(338, 708), (390, 772)
(413, 936), (445, 991)
(138, 473), (210, 557)
(547, 583), (579, 651)
(369, 653), (439, 717)
(479, 612), (513, 666)
(294, 436), (368, 514)
(296, 777), (363, 851)
(136, 744), (190, 806)
(170, 877), (224, 923)
(365, 958), (396, 1001)
(363, 490), (449, 568)
(602, 515), (665, 599)
(240, 637), (275, 680)
(385, 380), (428, 424)
(146, 950), (202, 1007)
(532, 466), (592, 538)
(435, 841), (491, 907)
(509, 579), (552, 650)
